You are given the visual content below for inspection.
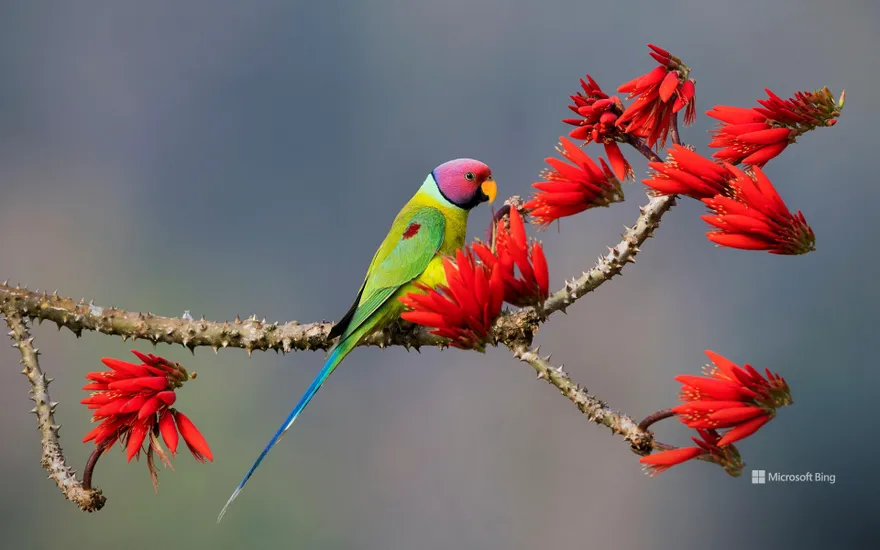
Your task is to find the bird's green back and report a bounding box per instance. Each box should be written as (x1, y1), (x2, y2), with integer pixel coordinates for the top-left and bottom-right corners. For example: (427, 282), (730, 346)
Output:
(330, 177), (471, 347)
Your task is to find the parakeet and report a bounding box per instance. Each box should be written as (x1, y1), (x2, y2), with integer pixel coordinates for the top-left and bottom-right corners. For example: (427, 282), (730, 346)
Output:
(218, 159), (497, 521)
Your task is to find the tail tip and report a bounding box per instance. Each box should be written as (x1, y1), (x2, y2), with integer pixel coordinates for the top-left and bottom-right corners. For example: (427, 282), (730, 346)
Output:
(216, 487), (242, 524)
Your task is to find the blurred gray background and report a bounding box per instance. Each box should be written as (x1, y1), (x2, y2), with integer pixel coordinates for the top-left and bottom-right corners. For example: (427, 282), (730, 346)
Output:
(1, 1), (876, 549)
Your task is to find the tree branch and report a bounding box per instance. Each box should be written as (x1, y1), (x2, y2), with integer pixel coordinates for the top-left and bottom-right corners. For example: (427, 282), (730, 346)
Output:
(0, 282), (535, 352)
(540, 193), (676, 316)
(507, 340), (654, 454)
(2, 304), (106, 512)
(0, 186), (675, 355)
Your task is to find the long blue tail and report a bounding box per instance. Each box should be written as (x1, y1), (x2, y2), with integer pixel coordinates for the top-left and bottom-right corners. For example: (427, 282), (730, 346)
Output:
(217, 345), (348, 522)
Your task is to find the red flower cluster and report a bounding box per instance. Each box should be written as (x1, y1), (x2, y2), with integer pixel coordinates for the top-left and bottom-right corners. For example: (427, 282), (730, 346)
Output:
(706, 106), (793, 167)
(640, 429), (743, 477)
(524, 137), (623, 227)
(400, 248), (504, 350)
(674, 350), (792, 447)
(82, 351), (213, 488)
(616, 44), (696, 148)
(563, 75), (633, 180)
(703, 165), (815, 255)
(643, 144), (732, 200)
(707, 87), (844, 166)
(644, 147), (815, 255)
(473, 207), (549, 307)
(640, 351), (791, 476)
(755, 87), (843, 128)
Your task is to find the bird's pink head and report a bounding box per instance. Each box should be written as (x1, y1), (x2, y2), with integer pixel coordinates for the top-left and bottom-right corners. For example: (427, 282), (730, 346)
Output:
(431, 158), (497, 210)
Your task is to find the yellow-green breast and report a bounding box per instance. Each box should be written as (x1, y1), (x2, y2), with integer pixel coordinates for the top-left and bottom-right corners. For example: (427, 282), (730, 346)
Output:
(373, 176), (471, 325)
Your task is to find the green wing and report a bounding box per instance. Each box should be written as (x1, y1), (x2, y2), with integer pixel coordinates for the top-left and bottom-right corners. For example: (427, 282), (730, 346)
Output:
(331, 206), (445, 345)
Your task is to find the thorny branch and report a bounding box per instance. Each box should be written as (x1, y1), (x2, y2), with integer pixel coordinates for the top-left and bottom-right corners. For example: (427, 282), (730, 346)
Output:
(0, 187), (674, 354)
(508, 342), (655, 454)
(541, 193), (675, 316)
(1, 130), (678, 511)
(2, 304), (106, 512)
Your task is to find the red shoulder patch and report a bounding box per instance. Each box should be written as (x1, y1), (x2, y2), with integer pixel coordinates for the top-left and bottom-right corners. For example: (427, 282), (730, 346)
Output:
(402, 222), (421, 240)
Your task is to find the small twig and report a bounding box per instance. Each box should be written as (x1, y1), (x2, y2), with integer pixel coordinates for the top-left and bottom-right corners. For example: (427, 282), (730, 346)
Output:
(635, 409), (736, 470)
(624, 134), (663, 163)
(670, 113), (682, 146)
(2, 305), (106, 512)
(486, 196), (527, 243)
(508, 340), (654, 454)
(82, 442), (107, 491)
(638, 409), (675, 431)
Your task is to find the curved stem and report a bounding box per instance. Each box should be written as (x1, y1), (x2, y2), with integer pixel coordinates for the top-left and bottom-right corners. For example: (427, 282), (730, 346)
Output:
(82, 442), (107, 491)
(670, 113), (682, 146)
(638, 409), (675, 431)
(624, 134), (663, 162)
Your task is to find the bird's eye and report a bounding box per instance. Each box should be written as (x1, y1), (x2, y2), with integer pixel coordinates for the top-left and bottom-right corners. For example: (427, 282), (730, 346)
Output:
(465, 172), (476, 181)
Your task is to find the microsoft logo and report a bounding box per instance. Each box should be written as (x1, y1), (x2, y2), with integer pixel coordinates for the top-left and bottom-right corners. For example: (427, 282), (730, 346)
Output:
(749, 469), (836, 484)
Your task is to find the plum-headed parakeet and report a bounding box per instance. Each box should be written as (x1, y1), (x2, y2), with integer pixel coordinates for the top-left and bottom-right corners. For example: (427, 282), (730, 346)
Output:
(218, 159), (497, 520)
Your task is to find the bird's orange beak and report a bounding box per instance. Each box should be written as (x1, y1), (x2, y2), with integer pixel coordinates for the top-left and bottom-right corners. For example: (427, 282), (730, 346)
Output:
(481, 178), (497, 203)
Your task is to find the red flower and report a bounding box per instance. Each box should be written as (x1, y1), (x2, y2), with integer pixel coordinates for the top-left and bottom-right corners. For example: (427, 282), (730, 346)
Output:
(563, 75), (633, 180)
(399, 248), (504, 350)
(707, 87), (844, 167)
(640, 429), (743, 477)
(524, 137), (623, 227)
(702, 165), (815, 255)
(173, 411), (212, 462)
(755, 87), (843, 129)
(643, 144), (733, 200)
(81, 351), (213, 489)
(616, 44), (696, 148)
(674, 350), (792, 447)
(473, 207), (549, 307)
(706, 106), (793, 166)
